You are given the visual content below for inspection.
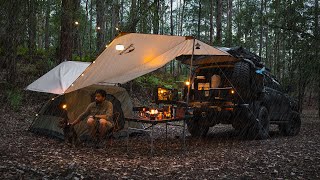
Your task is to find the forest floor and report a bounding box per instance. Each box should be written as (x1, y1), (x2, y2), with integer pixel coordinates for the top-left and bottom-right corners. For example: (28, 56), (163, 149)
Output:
(0, 103), (320, 179)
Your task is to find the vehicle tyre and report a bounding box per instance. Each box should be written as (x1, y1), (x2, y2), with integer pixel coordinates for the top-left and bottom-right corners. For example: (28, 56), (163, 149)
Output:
(186, 117), (209, 137)
(279, 111), (301, 136)
(232, 61), (252, 102)
(244, 103), (270, 140)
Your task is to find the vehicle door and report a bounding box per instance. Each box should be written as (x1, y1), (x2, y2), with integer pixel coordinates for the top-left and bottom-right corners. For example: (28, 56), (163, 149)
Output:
(263, 75), (281, 120)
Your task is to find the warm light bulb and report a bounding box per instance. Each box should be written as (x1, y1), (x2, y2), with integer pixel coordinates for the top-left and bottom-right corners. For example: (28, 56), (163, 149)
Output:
(62, 104), (67, 109)
(75, 21), (79, 25)
(231, 90), (235, 94)
(116, 44), (125, 51)
(185, 81), (190, 86)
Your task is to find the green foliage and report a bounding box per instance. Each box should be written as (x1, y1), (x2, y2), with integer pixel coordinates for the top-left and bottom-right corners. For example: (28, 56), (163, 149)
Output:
(17, 46), (29, 56)
(6, 88), (23, 111)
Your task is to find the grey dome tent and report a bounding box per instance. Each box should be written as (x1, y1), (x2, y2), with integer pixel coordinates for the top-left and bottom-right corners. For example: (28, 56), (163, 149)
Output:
(29, 84), (141, 140)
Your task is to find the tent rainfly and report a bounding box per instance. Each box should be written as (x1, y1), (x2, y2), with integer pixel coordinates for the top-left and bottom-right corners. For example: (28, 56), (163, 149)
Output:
(28, 33), (233, 95)
(64, 33), (234, 94)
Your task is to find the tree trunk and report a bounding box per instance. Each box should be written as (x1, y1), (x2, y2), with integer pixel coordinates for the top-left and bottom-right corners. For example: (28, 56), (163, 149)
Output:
(315, 0), (320, 118)
(197, 0), (202, 39)
(96, 0), (106, 52)
(73, 0), (81, 60)
(89, 0), (93, 58)
(226, 0), (232, 47)
(127, 0), (137, 32)
(259, 0), (264, 57)
(179, 0), (186, 36)
(44, 0), (51, 50)
(170, 0), (174, 35)
(59, 0), (74, 62)
(4, 0), (24, 83)
(215, 0), (222, 45)
(152, 0), (160, 34)
(209, 0), (214, 45)
(28, 0), (37, 56)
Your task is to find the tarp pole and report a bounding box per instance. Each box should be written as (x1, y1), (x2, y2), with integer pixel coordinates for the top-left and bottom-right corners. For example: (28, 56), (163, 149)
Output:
(186, 38), (196, 105)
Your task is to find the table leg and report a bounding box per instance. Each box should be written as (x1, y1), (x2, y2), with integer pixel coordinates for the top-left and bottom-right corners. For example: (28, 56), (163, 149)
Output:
(151, 125), (154, 156)
(166, 122), (168, 153)
(183, 119), (186, 152)
(126, 125), (129, 154)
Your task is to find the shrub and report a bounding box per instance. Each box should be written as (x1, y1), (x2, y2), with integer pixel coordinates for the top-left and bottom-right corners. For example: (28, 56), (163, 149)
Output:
(6, 88), (23, 111)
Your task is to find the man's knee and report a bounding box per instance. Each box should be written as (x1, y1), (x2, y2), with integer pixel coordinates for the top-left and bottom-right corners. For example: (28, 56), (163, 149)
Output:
(87, 118), (95, 126)
(99, 119), (113, 128)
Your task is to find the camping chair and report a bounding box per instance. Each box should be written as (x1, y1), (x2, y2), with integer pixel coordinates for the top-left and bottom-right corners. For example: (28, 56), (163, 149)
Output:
(94, 112), (121, 146)
(107, 112), (121, 146)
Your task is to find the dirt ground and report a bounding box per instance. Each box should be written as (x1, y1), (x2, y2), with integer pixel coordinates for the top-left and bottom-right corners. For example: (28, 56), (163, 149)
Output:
(0, 105), (319, 180)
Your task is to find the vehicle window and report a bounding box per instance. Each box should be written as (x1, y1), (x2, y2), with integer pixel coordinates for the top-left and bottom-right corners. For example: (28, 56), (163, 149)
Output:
(264, 75), (281, 91)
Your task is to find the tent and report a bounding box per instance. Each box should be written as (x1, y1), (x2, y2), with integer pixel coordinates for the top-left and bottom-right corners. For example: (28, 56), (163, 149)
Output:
(27, 62), (141, 140)
(29, 84), (143, 140)
(64, 33), (233, 94)
(27, 33), (233, 139)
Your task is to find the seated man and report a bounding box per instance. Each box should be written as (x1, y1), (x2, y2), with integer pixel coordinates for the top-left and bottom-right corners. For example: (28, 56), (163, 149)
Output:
(71, 89), (113, 144)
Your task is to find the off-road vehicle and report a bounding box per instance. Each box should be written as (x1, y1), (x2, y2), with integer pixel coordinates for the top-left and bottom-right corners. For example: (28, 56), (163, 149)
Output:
(180, 47), (301, 139)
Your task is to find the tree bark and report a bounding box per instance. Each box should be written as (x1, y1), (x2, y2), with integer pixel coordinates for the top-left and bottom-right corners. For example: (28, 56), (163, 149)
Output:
(170, 0), (174, 35)
(152, 0), (160, 34)
(59, 0), (74, 62)
(126, 0), (137, 32)
(209, 0), (214, 45)
(226, 0), (232, 47)
(315, 0), (320, 118)
(197, 0), (202, 39)
(96, 0), (106, 52)
(179, 0), (186, 36)
(4, 0), (24, 83)
(215, 0), (222, 45)
(28, 0), (37, 56)
(44, 0), (51, 50)
(259, 0), (264, 57)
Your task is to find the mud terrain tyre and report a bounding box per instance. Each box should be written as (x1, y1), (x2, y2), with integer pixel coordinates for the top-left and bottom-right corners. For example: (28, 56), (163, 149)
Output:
(243, 103), (270, 140)
(279, 111), (301, 136)
(186, 117), (209, 137)
(232, 61), (252, 102)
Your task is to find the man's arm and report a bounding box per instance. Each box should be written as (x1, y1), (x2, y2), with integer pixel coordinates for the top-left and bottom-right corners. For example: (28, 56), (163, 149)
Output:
(71, 104), (92, 126)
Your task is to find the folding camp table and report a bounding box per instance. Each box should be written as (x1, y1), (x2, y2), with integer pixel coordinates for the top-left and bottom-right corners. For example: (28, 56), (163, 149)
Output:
(125, 116), (189, 155)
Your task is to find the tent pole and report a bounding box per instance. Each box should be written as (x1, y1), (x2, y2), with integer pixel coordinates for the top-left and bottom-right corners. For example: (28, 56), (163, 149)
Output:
(186, 38), (196, 105)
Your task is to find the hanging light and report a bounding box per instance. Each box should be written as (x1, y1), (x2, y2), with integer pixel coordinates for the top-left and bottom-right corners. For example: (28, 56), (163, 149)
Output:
(96, 26), (101, 30)
(185, 81), (190, 86)
(74, 21), (79, 25)
(62, 104), (67, 109)
(195, 42), (201, 49)
(116, 44), (125, 51)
